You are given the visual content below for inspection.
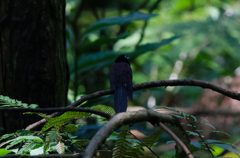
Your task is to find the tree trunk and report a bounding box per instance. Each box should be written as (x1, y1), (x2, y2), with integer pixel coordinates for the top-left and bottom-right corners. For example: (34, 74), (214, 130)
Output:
(0, 0), (68, 134)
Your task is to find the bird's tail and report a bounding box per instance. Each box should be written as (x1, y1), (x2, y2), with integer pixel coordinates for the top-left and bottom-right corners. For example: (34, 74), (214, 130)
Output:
(114, 87), (128, 113)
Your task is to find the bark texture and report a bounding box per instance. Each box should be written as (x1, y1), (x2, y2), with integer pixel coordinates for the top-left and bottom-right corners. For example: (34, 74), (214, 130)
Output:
(0, 0), (68, 133)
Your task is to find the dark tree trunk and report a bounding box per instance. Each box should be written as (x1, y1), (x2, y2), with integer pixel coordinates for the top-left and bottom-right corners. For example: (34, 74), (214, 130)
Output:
(0, 0), (68, 134)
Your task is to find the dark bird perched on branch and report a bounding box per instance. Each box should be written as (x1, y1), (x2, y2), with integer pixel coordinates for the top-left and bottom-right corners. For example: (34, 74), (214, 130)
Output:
(110, 55), (133, 113)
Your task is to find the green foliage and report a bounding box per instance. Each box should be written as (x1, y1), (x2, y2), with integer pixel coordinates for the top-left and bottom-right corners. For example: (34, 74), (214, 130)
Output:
(0, 95), (38, 108)
(61, 124), (79, 133)
(155, 106), (238, 156)
(0, 148), (12, 156)
(0, 132), (44, 156)
(141, 128), (164, 147)
(92, 105), (115, 115)
(74, 35), (181, 76)
(41, 111), (91, 132)
(82, 12), (157, 40)
(72, 139), (89, 152)
(18, 140), (39, 154)
(204, 139), (239, 157)
(113, 125), (143, 158)
(2, 0), (240, 157)
(56, 142), (65, 154)
(0, 133), (15, 142)
(92, 104), (115, 121)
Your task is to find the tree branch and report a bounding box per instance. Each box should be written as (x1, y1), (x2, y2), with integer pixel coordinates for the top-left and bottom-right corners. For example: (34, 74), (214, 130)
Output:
(129, 131), (160, 158)
(25, 79), (240, 130)
(83, 110), (189, 158)
(158, 122), (194, 158)
(135, 0), (162, 47)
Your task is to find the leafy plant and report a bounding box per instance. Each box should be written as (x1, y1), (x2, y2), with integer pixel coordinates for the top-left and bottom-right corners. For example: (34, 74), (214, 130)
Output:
(0, 95), (38, 108)
(155, 106), (239, 157)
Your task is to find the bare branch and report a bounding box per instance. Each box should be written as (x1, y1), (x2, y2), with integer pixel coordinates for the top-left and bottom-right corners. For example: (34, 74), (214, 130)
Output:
(25, 79), (240, 130)
(158, 122), (194, 158)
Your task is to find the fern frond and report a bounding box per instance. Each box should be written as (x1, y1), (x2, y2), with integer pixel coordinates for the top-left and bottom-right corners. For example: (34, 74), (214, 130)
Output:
(41, 111), (91, 132)
(73, 139), (89, 152)
(0, 136), (43, 149)
(61, 124), (79, 133)
(113, 125), (143, 158)
(0, 95), (38, 108)
(0, 133), (15, 141)
(92, 105), (115, 115)
(43, 141), (50, 154)
(155, 106), (197, 122)
(56, 142), (65, 154)
(196, 130), (230, 137)
(92, 105), (115, 121)
(18, 140), (38, 154)
(5, 139), (24, 150)
(113, 125), (130, 158)
(143, 128), (164, 147)
(25, 112), (51, 120)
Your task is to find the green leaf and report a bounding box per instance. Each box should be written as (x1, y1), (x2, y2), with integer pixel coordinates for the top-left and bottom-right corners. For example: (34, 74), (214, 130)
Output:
(191, 141), (202, 149)
(62, 124), (78, 133)
(74, 35), (181, 76)
(41, 111), (91, 132)
(0, 148), (12, 156)
(82, 12), (157, 40)
(0, 133), (15, 141)
(73, 139), (89, 152)
(0, 136), (43, 148)
(30, 146), (44, 156)
(166, 140), (175, 145)
(0, 95), (38, 108)
(204, 139), (222, 144)
(29, 104), (38, 108)
(18, 140), (39, 154)
(214, 143), (239, 157)
(49, 131), (57, 141)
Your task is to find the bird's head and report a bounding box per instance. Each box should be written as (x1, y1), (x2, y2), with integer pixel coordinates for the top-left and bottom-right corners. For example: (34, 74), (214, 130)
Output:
(115, 55), (130, 65)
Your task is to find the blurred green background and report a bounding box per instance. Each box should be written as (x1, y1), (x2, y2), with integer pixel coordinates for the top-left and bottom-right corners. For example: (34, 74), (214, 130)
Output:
(65, 0), (240, 156)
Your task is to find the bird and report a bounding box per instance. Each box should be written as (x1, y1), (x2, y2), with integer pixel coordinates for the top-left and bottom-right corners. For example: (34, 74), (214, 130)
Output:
(110, 55), (133, 113)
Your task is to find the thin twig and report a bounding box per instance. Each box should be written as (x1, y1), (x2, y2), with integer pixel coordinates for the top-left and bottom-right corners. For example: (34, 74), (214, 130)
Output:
(129, 131), (160, 158)
(188, 120), (214, 157)
(158, 122), (194, 158)
(135, 0), (162, 47)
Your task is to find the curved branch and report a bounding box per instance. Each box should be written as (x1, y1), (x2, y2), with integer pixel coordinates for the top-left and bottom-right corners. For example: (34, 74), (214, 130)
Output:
(0, 107), (111, 118)
(158, 122), (194, 158)
(135, 0), (162, 47)
(68, 79), (240, 107)
(83, 110), (189, 158)
(25, 79), (240, 130)
(133, 79), (240, 101)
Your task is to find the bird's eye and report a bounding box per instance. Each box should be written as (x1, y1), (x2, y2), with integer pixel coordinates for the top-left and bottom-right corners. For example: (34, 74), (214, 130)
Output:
(124, 56), (129, 59)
